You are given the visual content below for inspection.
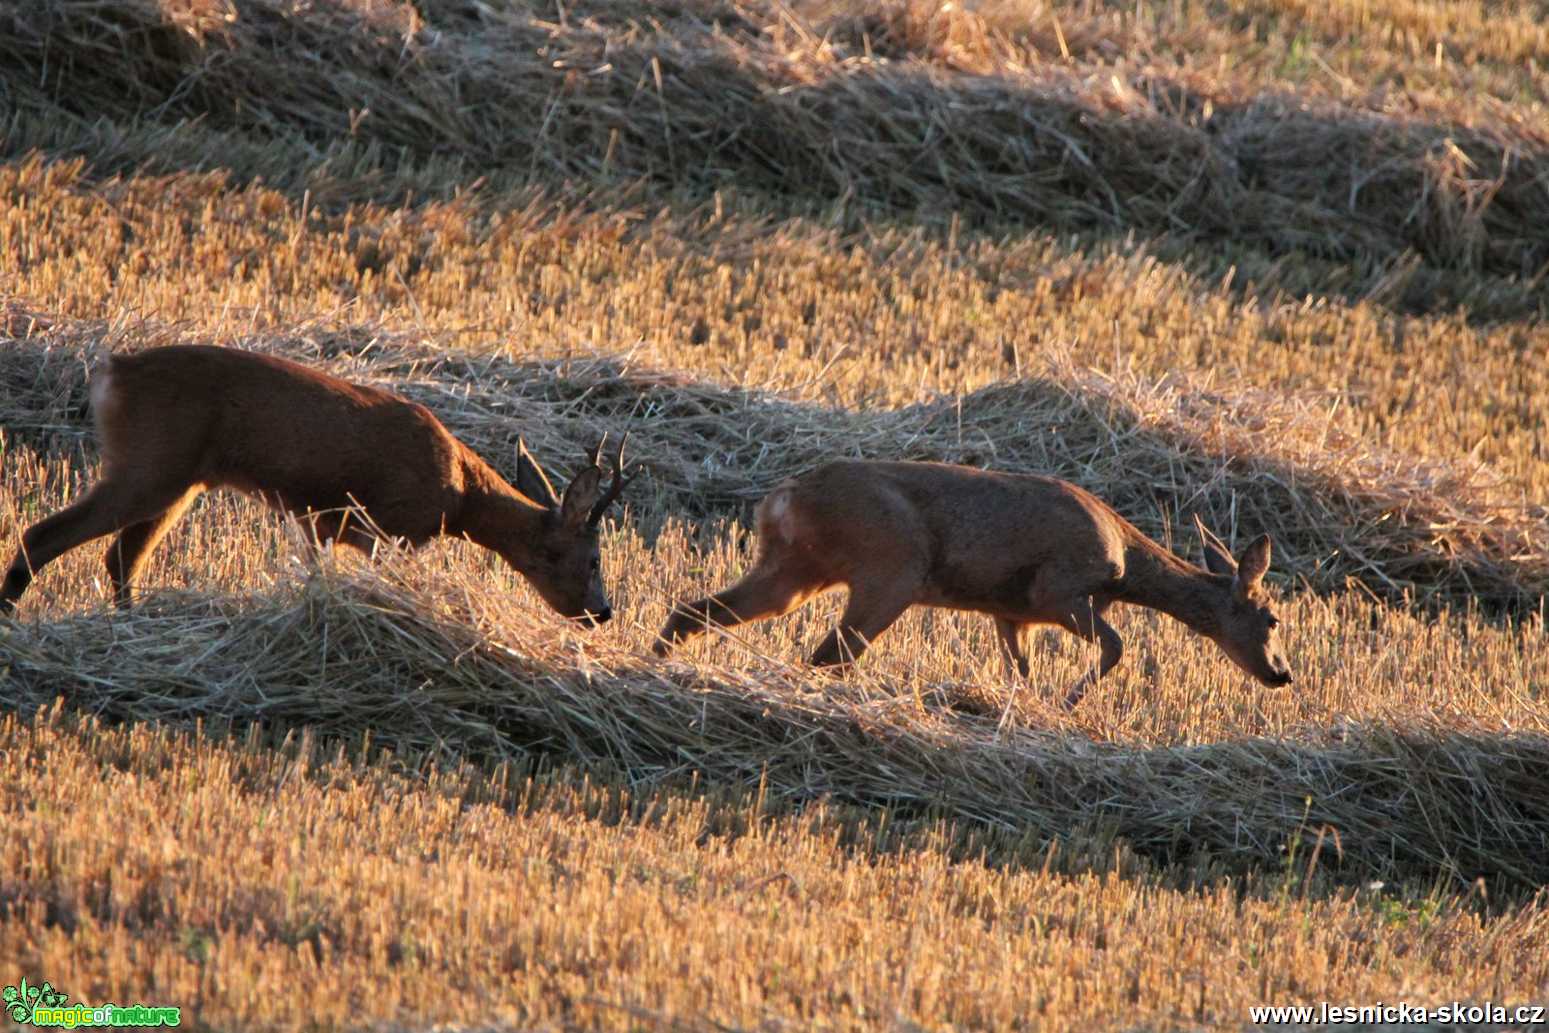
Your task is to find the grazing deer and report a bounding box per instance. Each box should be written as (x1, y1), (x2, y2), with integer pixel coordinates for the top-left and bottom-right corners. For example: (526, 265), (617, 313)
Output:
(655, 460), (1292, 706)
(1, 345), (634, 621)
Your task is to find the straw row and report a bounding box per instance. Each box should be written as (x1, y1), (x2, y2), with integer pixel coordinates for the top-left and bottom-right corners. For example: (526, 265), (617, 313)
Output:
(3, 564), (1544, 887)
(4, 326), (1543, 611)
(1, 0), (1546, 288)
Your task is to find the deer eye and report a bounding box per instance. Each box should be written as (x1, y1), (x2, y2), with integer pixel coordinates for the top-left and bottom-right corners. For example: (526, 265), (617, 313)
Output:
(590, 557), (601, 572)
(1267, 616), (1280, 630)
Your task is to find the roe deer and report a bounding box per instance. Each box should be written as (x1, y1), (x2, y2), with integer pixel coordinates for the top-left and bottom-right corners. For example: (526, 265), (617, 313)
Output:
(654, 460), (1292, 706)
(1, 345), (635, 621)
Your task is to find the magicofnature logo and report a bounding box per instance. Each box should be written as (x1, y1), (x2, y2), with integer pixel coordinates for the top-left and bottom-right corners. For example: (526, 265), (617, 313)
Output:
(3, 979), (181, 1028)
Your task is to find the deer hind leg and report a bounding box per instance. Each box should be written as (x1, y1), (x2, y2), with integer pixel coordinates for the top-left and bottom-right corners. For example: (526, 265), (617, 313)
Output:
(106, 487), (202, 608)
(1058, 603), (1122, 709)
(808, 572), (918, 669)
(654, 563), (822, 657)
(2, 478), (193, 614)
(994, 617), (1031, 679)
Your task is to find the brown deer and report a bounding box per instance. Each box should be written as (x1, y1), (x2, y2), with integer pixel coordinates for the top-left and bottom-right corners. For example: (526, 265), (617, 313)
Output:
(1, 345), (634, 621)
(654, 460), (1292, 705)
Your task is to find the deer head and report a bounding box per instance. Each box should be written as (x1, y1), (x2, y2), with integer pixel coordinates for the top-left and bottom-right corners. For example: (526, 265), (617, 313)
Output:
(1194, 516), (1292, 687)
(509, 434), (636, 626)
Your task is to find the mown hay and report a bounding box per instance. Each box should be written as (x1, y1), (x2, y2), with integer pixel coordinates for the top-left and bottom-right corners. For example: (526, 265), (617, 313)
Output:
(2, 564), (1545, 886)
(4, 327), (1544, 611)
(2, 0), (1547, 290)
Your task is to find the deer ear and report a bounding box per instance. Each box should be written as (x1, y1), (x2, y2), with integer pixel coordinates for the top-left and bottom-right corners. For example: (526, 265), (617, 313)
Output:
(1235, 535), (1272, 591)
(1194, 515), (1237, 577)
(515, 437), (560, 509)
(558, 466), (604, 530)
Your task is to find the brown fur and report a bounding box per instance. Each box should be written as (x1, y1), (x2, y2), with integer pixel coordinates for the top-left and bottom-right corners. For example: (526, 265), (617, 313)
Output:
(2, 346), (624, 622)
(655, 460), (1292, 706)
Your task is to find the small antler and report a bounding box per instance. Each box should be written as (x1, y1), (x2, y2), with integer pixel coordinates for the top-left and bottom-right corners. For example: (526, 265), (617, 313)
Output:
(587, 432), (637, 527)
(1193, 513), (1237, 576)
(514, 435), (561, 508)
(584, 432), (607, 471)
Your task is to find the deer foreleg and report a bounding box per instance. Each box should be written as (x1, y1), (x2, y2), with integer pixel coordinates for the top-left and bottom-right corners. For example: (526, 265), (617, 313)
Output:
(654, 565), (818, 656)
(994, 617), (1031, 679)
(300, 509), (388, 557)
(1061, 608), (1122, 709)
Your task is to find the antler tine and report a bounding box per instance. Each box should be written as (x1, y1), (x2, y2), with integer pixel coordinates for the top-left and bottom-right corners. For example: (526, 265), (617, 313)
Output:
(1193, 512), (1230, 552)
(588, 431), (637, 527)
(613, 430), (630, 474)
(585, 432), (608, 469)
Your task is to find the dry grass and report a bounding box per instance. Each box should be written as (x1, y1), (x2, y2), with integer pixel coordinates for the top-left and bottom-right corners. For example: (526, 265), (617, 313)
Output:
(3, 343), (1546, 1026)
(3, 549), (1548, 886)
(1, 0), (1548, 1029)
(3, 154), (1546, 495)
(2, 0), (1547, 298)
(6, 706), (1547, 1032)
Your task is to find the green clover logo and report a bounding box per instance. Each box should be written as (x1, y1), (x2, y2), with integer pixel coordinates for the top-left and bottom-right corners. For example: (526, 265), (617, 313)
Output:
(2, 981), (32, 1024)
(3, 980), (68, 1023)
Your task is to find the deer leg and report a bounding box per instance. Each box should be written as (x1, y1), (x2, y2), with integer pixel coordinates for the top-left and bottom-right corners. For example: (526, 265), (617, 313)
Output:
(808, 575), (917, 669)
(654, 565), (820, 657)
(1059, 604), (1122, 709)
(304, 510), (383, 556)
(105, 487), (201, 608)
(334, 526), (383, 555)
(993, 617), (1031, 679)
(2, 479), (190, 614)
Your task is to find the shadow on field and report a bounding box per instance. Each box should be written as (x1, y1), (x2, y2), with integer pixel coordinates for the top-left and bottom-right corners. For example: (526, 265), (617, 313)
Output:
(5, 330), (1544, 615)
(1, 0), (1546, 320)
(2, 571), (1546, 895)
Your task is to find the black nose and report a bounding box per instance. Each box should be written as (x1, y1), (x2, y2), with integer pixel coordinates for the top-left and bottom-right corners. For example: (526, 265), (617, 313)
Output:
(1273, 670), (1293, 687)
(593, 606), (613, 624)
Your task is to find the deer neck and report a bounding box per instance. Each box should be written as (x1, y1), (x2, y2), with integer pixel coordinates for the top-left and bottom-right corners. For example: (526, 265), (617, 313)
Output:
(452, 459), (550, 565)
(1117, 536), (1229, 637)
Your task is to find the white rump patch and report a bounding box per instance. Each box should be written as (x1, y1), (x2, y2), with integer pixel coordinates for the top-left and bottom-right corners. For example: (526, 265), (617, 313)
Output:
(87, 363), (114, 413)
(760, 488), (796, 545)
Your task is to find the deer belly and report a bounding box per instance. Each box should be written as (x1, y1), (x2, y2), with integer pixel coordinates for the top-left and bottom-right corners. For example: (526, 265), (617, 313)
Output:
(218, 475), (379, 528)
(921, 560), (1042, 616)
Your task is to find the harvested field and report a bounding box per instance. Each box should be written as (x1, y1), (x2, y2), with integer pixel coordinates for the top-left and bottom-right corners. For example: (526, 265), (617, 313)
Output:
(4, 0), (1548, 276)
(5, 559), (1549, 885)
(1, 0), (1546, 1030)
(6, 707), (1547, 1032)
